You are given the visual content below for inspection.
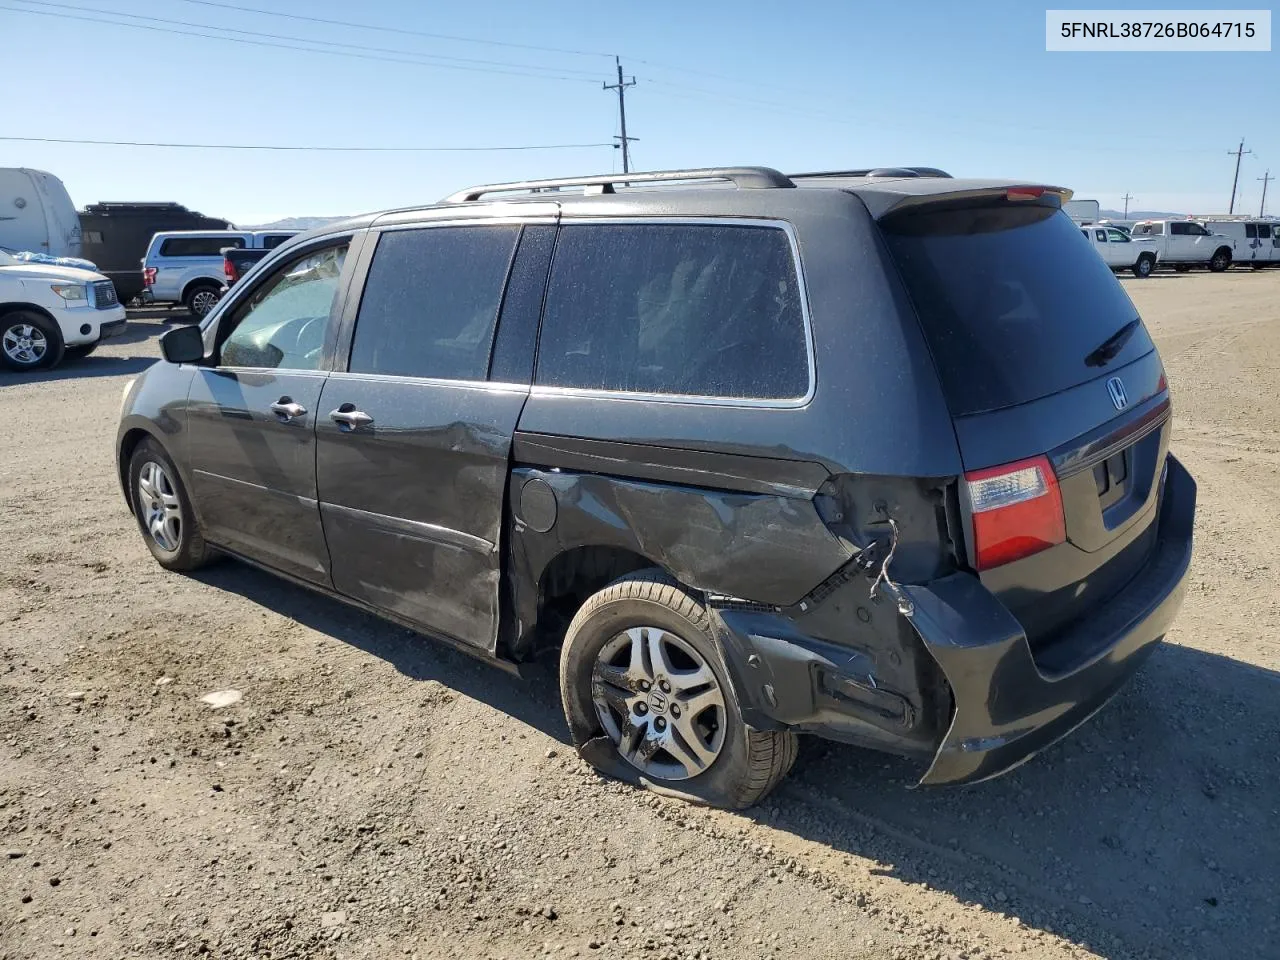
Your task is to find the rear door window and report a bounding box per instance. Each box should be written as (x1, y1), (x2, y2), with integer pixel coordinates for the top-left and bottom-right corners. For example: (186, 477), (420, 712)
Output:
(880, 204), (1153, 417)
(535, 223), (809, 401)
(262, 234), (294, 249)
(347, 225), (519, 381)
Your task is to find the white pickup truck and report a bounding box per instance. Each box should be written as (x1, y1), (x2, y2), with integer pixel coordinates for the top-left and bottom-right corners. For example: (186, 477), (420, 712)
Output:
(1128, 219), (1235, 272)
(1080, 224), (1160, 277)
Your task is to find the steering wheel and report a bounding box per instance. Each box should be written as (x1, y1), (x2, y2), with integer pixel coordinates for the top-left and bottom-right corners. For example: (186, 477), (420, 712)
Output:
(294, 315), (327, 363)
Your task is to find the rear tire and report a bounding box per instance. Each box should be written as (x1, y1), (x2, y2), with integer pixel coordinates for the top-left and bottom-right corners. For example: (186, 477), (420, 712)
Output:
(559, 570), (797, 810)
(128, 437), (212, 572)
(184, 282), (222, 319)
(0, 310), (64, 372)
(1132, 255), (1155, 278)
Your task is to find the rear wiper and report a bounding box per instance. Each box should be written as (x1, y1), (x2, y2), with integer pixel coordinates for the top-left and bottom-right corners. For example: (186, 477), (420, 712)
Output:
(1085, 318), (1140, 367)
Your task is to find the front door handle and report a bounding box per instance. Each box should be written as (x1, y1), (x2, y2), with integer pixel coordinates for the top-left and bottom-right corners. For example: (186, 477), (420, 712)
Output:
(330, 404), (374, 430)
(270, 397), (307, 421)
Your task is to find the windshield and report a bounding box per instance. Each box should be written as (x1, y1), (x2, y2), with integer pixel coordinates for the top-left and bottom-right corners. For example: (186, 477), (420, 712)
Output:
(881, 203), (1154, 416)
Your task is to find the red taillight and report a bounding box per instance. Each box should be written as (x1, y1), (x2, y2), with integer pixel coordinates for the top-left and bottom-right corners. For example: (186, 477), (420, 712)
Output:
(965, 455), (1066, 571)
(142, 267), (157, 286)
(224, 257), (236, 282)
(1006, 186), (1047, 201)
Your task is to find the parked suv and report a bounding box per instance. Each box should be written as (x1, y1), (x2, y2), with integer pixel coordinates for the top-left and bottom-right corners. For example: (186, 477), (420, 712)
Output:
(116, 167), (1196, 809)
(2, 247), (126, 371)
(141, 229), (298, 318)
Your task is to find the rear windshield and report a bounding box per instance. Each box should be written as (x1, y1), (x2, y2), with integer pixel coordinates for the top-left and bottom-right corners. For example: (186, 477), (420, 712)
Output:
(881, 204), (1153, 416)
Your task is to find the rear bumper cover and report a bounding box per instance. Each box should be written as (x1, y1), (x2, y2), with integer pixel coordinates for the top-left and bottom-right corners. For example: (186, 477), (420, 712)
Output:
(904, 453), (1195, 785)
(711, 454), (1195, 786)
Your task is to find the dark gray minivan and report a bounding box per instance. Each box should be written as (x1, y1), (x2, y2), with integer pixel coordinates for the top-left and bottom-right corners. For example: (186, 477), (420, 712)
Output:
(116, 167), (1195, 809)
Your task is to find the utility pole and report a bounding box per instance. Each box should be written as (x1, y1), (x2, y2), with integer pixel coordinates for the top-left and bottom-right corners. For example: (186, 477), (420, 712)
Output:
(1228, 138), (1252, 214)
(1122, 192), (1134, 218)
(604, 56), (637, 173)
(1259, 170), (1273, 216)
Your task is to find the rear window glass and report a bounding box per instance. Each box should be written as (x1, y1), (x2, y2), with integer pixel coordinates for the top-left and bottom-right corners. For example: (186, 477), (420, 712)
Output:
(881, 204), (1152, 416)
(262, 234), (293, 249)
(536, 223), (809, 400)
(160, 236), (244, 257)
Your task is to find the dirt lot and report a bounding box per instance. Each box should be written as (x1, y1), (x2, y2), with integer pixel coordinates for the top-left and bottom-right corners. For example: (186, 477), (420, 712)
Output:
(2, 276), (1279, 960)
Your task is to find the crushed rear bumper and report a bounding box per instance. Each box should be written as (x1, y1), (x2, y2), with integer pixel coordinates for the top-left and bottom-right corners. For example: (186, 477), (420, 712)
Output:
(903, 454), (1195, 785)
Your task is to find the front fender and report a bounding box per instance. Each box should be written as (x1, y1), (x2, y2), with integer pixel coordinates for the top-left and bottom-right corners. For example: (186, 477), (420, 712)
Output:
(115, 362), (197, 507)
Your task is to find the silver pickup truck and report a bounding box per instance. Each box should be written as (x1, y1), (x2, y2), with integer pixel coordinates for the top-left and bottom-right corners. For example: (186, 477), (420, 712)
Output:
(140, 230), (298, 317)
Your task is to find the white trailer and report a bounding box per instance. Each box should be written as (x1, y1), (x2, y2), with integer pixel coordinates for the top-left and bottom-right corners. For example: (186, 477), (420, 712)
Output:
(1064, 199), (1101, 224)
(0, 168), (82, 258)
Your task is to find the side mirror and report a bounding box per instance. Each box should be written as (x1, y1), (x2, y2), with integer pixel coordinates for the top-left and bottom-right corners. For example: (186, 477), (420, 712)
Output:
(160, 325), (205, 365)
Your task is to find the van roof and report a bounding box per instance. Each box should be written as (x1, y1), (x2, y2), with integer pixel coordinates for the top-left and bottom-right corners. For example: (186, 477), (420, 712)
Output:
(302, 166), (1074, 240)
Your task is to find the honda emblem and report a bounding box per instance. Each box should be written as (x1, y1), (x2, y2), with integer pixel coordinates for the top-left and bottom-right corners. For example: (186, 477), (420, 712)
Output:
(1106, 376), (1128, 410)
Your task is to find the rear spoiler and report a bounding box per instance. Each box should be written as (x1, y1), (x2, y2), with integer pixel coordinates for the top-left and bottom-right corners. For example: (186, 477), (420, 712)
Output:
(858, 181), (1074, 220)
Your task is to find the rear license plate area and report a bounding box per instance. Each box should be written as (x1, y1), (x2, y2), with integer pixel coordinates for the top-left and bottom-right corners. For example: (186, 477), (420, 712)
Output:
(1094, 450), (1129, 510)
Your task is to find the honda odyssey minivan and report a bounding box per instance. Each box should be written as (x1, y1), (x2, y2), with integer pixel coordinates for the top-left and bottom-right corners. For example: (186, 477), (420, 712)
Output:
(117, 166), (1196, 809)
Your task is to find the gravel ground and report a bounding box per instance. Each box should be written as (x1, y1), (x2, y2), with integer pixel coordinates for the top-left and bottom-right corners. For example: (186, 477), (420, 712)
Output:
(2, 276), (1279, 960)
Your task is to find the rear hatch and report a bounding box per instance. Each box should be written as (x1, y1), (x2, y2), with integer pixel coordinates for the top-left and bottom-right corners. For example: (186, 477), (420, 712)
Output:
(878, 195), (1170, 667)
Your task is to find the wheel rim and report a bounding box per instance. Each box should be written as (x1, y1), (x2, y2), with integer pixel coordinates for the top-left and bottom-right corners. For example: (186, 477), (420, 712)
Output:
(137, 461), (182, 552)
(1139, 259), (1151, 275)
(2, 323), (48, 365)
(1213, 254), (1228, 270)
(191, 290), (218, 316)
(591, 626), (727, 781)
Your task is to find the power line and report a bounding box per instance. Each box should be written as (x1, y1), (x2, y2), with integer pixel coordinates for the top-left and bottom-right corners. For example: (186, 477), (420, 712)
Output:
(603, 57), (637, 174)
(13, 0), (604, 78)
(0, 135), (613, 153)
(2, 2), (600, 82)
(1228, 138), (1252, 214)
(169, 0), (614, 59)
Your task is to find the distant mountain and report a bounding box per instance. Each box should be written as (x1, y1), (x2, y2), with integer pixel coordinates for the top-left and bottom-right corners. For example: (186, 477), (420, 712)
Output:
(1100, 208), (1186, 220)
(240, 216), (348, 231)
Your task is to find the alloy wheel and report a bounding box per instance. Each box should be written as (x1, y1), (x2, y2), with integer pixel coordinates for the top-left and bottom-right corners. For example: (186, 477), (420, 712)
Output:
(137, 461), (182, 552)
(591, 626), (727, 781)
(2, 323), (48, 366)
(191, 290), (219, 317)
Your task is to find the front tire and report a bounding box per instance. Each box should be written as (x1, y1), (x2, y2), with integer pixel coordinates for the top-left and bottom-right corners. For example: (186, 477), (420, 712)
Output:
(1132, 255), (1155, 278)
(128, 437), (212, 571)
(1209, 248), (1232, 272)
(1, 311), (65, 372)
(560, 570), (797, 810)
(184, 282), (221, 319)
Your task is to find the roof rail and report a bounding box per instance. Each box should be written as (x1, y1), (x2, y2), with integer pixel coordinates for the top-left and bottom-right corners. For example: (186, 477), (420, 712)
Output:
(789, 167), (953, 179)
(442, 166), (794, 203)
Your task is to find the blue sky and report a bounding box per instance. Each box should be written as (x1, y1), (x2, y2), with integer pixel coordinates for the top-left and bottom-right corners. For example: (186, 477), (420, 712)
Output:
(3, 0), (1277, 223)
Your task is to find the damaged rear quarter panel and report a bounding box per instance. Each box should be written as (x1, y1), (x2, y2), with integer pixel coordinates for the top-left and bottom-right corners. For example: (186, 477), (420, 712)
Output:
(509, 467), (854, 613)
